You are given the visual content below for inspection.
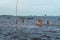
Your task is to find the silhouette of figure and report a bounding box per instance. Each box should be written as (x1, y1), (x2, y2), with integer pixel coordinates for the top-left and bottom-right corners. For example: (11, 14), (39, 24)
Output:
(47, 20), (49, 25)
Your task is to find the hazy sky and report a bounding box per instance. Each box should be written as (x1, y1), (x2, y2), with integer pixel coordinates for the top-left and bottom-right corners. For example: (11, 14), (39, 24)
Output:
(0, 0), (60, 16)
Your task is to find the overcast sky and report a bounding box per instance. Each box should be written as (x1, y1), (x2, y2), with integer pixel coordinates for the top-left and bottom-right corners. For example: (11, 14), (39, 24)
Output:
(0, 0), (60, 16)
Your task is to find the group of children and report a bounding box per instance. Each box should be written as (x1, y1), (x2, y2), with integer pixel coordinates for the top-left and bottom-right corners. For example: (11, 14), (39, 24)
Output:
(21, 18), (49, 26)
(37, 19), (49, 26)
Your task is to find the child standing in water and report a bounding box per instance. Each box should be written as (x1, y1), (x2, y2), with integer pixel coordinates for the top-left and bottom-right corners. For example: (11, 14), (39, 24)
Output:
(37, 19), (42, 26)
(47, 20), (49, 25)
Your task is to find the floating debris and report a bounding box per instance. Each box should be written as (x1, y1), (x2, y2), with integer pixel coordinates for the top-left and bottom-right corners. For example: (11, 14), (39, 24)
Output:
(58, 19), (60, 20)
(26, 17), (33, 19)
(7, 16), (11, 19)
(32, 38), (41, 40)
(20, 16), (25, 19)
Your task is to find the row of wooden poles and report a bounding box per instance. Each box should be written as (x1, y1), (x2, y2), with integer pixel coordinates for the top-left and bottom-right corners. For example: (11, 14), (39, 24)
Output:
(15, 0), (51, 27)
(15, 0), (50, 26)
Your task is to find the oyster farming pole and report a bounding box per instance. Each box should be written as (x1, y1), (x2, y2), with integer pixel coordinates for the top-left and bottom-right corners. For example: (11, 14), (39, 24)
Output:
(16, 0), (18, 27)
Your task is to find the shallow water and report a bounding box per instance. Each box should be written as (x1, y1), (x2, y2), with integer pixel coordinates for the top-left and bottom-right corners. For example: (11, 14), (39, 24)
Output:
(0, 16), (60, 40)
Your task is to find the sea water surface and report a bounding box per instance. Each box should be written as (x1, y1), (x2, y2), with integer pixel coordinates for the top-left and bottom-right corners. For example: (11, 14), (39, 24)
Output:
(0, 16), (60, 40)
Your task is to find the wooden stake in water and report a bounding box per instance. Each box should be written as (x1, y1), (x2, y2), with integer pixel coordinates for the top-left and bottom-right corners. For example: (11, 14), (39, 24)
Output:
(16, 0), (18, 27)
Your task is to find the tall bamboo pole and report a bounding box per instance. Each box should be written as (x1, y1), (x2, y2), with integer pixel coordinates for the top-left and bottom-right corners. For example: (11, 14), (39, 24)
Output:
(16, 0), (18, 27)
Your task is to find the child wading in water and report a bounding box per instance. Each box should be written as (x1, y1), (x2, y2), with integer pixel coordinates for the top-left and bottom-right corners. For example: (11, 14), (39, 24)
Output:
(47, 20), (49, 25)
(37, 19), (42, 26)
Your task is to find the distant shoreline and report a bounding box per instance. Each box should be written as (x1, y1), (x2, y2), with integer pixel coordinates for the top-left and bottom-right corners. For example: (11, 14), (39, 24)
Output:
(0, 15), (60, 17)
